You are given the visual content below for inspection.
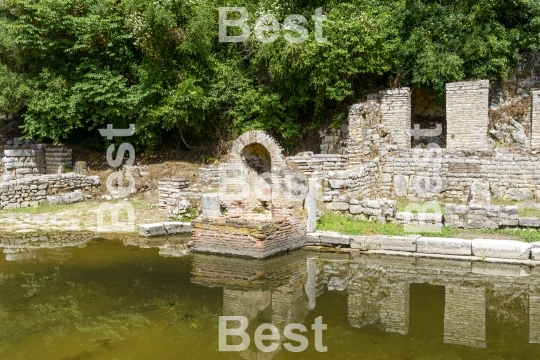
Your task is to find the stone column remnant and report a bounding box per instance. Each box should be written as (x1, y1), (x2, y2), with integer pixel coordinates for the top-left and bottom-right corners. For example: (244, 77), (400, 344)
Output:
(379, 88), (411, 151)
(446, 80), (489, 151)
(531, 90), (540, 148)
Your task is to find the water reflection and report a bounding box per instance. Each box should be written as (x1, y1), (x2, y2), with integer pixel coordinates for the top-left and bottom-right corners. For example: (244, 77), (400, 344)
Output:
(0, 232), (190, 261)
(305, 253), (540, 349)
(1, 234), (540, 358)
(192, 252), (310, 359)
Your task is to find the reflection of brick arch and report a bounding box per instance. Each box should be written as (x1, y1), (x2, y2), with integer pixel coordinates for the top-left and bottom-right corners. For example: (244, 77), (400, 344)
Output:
(229, 131), (285, 167)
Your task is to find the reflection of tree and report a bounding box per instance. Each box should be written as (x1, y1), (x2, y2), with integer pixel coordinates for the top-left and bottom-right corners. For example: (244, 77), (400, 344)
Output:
(0, 239), (222, 359)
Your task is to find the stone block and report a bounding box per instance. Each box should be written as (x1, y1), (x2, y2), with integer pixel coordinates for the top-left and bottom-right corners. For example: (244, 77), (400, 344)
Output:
(304, 232), (320, 244)
(469, 179), (490, 206)
(326, 202), (349, 211)
(351, 235), (418, 252)
(472, 239), (531, 260)
(318, 231), (349, 246)
(519, 217), (540, 228)
(139, 223), (167, 237)
(531, 248), (540, 261)
(416, 237), (472, 255)
(4, 149), (37, 157)
(46, 190), (84, 205)
(163, 222), (192, 234)
(201, 193), (222, 218)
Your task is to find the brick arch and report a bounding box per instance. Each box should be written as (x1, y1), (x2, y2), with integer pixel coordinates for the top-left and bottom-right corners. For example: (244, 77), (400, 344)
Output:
(229, 131), (285, 167)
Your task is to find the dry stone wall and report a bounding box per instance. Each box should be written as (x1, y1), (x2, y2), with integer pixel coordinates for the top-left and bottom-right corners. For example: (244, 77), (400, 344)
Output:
(0, 173), (100, 210)
(0, 138), (73, 180)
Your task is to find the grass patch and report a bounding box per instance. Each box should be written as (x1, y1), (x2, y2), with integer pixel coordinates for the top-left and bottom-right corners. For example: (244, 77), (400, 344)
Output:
(7, 202), (72, 214)
(490, 198), (520, 206)
(518, 207), (540, 218)
(317, 211), (540, 242)
(396, 199), (445, 214)
(318, 212), (405, 236)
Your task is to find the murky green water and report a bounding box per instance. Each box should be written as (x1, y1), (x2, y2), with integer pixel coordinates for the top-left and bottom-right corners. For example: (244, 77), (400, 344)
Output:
(1, 234), (540, 359)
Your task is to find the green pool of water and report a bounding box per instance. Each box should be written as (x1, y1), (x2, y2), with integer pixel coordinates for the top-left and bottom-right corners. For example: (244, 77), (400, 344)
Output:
(1, 236), (539, 359)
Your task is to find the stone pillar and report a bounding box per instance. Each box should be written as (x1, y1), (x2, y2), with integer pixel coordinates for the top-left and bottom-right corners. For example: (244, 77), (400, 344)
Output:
(380, 88), (411, 151)
(446, 80), (489, 151)
(348, 276), (410, 335)
(444, 285), (486, 348)
(202, 193), (222, 218)
(531, 90), (540, 148)
(305, 258), (317, 310)
(530, 294), (540, 343)
(305, 178), (321, 233)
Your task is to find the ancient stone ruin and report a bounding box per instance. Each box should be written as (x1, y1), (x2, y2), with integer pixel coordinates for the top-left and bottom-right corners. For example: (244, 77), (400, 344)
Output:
(156, 56), (540, 256)
(0, 137), (99, 209)
(190, 131), (308, 258)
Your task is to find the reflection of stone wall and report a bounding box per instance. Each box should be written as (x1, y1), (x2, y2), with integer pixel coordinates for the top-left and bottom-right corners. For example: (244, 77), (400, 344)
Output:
(444, 285), (486, 348)
(530, 294), (540, 343)
(0, 231), (96, 261)
(348, 275), (409, 335)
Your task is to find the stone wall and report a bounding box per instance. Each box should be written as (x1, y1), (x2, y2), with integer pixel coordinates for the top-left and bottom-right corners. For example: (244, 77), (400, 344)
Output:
(380, 88), (411, 151)
(323, 162), (380, 211)
(380, 150), (540, 202)
(285, 152), (348, 177)
(346, 100), (381, 165)
(0, 173), (100, 210)
(532, 90), (540, 148)
(319, 126), (348, 154)
(446, 80), (489, 151)
(2, 147), (45, 181)
(444, 204), (519, 229)
(1, 139), (73, 180)
(157, 179), (190, 209)
(45, 146), (72, 174)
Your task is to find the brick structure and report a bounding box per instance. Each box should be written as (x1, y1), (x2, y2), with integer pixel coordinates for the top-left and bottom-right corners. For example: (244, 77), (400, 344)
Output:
(191, 131), (307, 258)
(446, 80), (489, 151)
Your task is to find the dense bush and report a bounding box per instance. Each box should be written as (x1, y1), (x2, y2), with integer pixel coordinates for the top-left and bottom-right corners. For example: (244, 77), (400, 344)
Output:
(0, 0), (538, 152)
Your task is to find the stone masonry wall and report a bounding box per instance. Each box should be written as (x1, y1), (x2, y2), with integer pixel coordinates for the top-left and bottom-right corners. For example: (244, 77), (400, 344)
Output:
(380, 150), (540, 202)
(323, 162), (380, 211)
(2, 147), (45, 181)
(158, 179), (190, 209)
(1, 139), (73, 180)
(45, 146), (72, 174)
(285, 152), (348, 177)
(532, 90), (540, 148)
(380, 88), (411, 151)
(0, 173), (100, 210)
(446, 80), (489, 151)
(444, 204), (519, 229)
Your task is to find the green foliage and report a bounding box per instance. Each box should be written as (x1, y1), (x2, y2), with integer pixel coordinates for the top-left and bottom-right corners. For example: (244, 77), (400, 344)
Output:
(0, 0), (538, 151)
